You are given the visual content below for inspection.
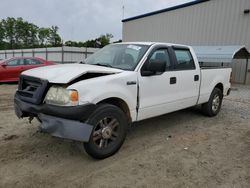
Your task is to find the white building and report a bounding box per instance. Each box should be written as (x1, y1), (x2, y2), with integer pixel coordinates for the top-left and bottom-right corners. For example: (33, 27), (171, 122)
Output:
(122, 0), (250, 84)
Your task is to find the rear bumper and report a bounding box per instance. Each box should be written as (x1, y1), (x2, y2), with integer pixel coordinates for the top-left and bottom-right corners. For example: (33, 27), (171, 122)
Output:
(14, 93), (97, 142)
(223, 82), (231, 96)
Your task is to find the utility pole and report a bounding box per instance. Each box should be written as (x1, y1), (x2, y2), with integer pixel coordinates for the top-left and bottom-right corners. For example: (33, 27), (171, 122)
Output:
(122, 5), (125, 19)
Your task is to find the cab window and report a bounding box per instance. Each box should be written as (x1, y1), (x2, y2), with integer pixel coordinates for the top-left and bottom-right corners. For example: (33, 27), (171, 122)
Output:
(174, 49), (195, 70)
(148, 49), (171, 71)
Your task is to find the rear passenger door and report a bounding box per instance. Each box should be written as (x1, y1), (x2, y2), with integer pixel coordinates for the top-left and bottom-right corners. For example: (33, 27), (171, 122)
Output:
(23, 58), (43, 71)
(172, 47), (200, 108)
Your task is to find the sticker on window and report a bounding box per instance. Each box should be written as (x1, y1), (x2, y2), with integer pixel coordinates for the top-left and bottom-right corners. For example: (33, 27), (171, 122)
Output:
(127, 45), (141, 51)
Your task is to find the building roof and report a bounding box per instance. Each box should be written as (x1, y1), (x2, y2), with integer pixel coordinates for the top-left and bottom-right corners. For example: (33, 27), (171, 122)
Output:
(192, 46), (250, 63)
(122, 0), (210, 22)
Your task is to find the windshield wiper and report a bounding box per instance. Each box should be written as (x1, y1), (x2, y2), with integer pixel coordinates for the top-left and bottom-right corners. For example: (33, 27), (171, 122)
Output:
(92, 63), (113, 68)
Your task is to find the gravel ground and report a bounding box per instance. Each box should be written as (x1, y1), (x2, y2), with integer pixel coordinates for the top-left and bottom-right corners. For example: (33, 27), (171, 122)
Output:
(0, 84), (249, 188)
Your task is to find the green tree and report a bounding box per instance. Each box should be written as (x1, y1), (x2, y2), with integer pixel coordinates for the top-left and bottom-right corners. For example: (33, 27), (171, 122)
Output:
(0, 18), (115, 50)
(0, 17), (62, 49)
(14, 17), (26, 48)
(65, 40), (79, 47)
(64, 33), (114, 48)
(49, 26), (62, 46)
(98, 33), (113, 47)
(2, 17), (16, 49)
(27, 23), (39, 47)
(0, 21), (5, 46)
(38, 28), (51, 47)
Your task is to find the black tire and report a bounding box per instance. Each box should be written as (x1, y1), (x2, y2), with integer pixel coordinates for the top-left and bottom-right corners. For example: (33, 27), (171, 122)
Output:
(84, 104), (128, 159)
(202, 88), (223, 117)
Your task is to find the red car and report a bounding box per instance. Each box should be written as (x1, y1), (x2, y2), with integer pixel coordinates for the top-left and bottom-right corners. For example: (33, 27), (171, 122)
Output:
(0, 57), (55, 83)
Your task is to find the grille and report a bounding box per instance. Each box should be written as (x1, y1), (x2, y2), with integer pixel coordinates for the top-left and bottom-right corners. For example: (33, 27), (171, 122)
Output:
(17, 75), (48, 104)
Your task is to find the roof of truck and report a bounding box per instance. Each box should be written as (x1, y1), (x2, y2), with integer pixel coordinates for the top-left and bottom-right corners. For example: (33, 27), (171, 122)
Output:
(116, 42), (191, 48)
(115, 42), (155, 46)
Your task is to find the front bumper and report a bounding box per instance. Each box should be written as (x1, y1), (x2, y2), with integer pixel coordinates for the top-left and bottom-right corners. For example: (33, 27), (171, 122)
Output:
(14, 93), (97, 142)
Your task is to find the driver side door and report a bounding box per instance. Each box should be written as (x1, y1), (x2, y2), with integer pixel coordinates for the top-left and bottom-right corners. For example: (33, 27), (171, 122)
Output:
(4, 58), (24, 81)
(137, 46), (179, 121)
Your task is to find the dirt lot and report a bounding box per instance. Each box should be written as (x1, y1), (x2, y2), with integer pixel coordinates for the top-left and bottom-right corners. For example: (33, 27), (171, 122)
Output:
(0, 84), (250, 188)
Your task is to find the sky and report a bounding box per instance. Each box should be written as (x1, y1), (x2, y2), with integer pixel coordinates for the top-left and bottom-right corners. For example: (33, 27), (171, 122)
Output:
(0, 0), (193, 42)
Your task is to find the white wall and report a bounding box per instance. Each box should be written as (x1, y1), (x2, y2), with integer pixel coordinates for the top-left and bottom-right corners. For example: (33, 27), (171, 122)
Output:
(122, 0), (250, 84)
(123, 0), (250, 49)
(0, 46), (99, 63)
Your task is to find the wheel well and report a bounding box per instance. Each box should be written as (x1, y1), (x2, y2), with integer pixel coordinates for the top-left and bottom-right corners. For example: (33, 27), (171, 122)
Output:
(97, 98), (131, 123)
(215, 83), (223, 93)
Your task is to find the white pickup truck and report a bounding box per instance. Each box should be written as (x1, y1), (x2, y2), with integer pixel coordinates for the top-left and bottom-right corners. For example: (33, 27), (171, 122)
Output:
(14, 42), (231, 159)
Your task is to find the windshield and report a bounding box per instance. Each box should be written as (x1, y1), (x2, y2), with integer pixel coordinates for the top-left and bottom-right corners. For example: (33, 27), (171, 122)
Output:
(83, 44), (149, 70)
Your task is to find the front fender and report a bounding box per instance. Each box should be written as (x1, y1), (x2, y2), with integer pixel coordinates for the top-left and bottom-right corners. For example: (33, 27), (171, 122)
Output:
(68, 71), (138, 121)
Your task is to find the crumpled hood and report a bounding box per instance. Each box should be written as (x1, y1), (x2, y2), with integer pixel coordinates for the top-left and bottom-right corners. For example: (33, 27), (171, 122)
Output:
(22, 63), (123, 84)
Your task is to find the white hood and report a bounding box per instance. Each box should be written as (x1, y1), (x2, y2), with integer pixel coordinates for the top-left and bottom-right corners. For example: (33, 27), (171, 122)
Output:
(22, 64), (123, 84)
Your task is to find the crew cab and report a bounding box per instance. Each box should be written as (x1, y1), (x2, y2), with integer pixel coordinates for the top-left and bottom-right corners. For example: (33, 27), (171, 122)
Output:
(14, 42), (231, 159)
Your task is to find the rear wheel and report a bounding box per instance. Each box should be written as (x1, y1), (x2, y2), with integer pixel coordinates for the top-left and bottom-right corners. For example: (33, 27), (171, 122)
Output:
(84, 104), (128, 159)
(202, 88), (223, 117)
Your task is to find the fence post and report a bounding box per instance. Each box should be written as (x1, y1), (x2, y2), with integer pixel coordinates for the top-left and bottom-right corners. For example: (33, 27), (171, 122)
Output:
(5, 51), (7, 59)
(85, 47), (88, 59)
(45, 48), (48, 60)
(62, 46), (64, 63)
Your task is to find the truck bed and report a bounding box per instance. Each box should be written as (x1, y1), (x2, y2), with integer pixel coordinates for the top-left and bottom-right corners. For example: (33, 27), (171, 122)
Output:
(198, 68), (231, 104)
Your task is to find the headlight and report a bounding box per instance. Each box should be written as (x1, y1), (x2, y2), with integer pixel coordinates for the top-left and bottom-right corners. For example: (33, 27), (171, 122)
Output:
(45, 86), (79, 106)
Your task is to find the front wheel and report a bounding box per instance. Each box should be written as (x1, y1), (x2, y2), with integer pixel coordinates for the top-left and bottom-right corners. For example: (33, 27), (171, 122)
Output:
(202, 88), (223, 117)
(84, 104), (128, 159)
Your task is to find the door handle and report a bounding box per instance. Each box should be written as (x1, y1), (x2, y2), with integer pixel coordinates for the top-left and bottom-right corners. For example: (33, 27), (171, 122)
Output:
(194, 75), (199, 81)
(170, 77), (177, 84)
(127, 81), (136, 85)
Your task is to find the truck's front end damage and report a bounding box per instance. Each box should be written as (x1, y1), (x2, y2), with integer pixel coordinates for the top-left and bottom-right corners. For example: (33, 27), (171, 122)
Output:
(14, 75), (96, 142)
(13, 43), (149, 159)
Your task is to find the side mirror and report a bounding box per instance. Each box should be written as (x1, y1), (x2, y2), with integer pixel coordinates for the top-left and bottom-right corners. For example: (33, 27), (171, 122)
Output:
(141, 59), (166, 76)
(1, 63), (7, 68)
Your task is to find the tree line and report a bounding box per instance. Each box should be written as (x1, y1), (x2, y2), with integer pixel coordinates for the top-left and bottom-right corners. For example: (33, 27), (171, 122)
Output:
(0, 17), (117, 50)
(65, 33), (116, 48)
(0, 17), (62, 50)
